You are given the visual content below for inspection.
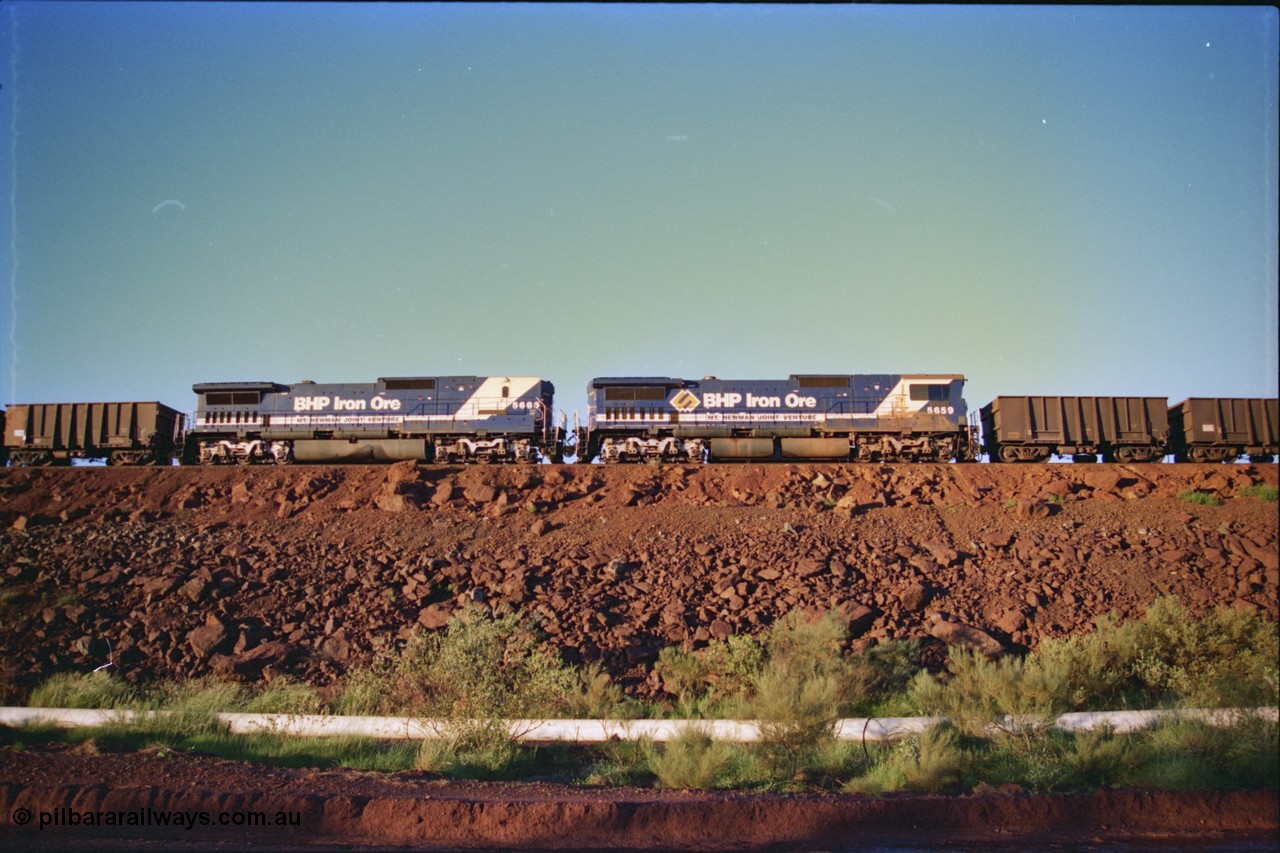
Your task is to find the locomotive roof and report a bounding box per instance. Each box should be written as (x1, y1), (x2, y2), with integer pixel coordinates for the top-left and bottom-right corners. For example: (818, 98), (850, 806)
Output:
(587, 374), (968, 387)
(588, 377), (685, 386)
(194, 377), (548, 394)
(192, 382), (284, 393)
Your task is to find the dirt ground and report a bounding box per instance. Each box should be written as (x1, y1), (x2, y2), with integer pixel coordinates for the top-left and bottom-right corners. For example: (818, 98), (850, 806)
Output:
(0, 461), (1277, 849)
(1, 745), (1276, 851)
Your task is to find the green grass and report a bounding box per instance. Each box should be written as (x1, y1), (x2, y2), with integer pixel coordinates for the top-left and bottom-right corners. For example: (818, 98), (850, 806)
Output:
(1238, 483), (1279, 502)
(28, 671), (139, 710)
(1178, 489), (1223, 506)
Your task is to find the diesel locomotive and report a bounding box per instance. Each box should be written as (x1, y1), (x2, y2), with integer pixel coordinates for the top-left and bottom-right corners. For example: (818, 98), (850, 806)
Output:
(186, 376), (561, 465)
(1, 371), (1276, 465)
(575, 374), (974, 463)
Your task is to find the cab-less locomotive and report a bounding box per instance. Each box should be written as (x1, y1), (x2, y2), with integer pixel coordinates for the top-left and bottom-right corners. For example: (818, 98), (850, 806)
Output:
(2, 372), (1276, 465)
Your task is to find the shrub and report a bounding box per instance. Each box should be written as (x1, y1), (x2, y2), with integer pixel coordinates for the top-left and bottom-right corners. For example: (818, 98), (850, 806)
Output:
(413, 724), (530, 779)
(655, 634), (764, 717)
(654, 646), (710, 713)
(1237, 483), (1279, 502)
(1129, 715), (1279, 791)
(845, 724), (969, 794)
(581, 737), (654, 787)
(393, 603), (579, 775)
(910, 648), (1070, 740)
(750, 610), (851, 777)
(564, 662), (637, 719)
(401, 603), (578, 718)
(701, 634), (765, 704)
(921, 598), (1280, 718)
(845, 639), (923, 716)
(904, 724), (971, 792)
(1124, 598), (1279, 708)
(1063, 727), (1136, 789)
(1178, 489), (1222, 506)
(647, 726), (737, 789)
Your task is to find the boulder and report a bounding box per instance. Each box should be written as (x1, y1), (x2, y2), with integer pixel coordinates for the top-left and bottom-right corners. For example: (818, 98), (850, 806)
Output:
(899, 583), (931, 612)
(928, 618), (1004, 657)
(186, 621), (229, 658)
(417, 604), (452, 630)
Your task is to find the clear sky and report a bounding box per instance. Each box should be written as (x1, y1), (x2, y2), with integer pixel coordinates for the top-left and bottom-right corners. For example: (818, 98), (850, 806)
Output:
(2, 2), (1277, 421)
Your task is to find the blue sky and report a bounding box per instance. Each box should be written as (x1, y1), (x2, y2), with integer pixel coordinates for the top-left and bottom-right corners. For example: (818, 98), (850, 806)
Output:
(2, 3), (1276, 420)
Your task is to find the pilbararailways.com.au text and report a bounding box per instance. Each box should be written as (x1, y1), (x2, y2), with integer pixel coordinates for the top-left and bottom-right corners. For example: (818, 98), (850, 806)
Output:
(11, 806), (302, 831)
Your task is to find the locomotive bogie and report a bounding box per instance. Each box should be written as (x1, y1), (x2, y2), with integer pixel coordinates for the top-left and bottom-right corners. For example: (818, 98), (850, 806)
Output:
(432, 436), (540, 464)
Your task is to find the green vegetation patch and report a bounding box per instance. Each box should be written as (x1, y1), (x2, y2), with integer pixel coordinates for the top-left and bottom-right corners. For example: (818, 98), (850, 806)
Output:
(1238, 483), (1279, 502)
(10, 598), (1278, 792)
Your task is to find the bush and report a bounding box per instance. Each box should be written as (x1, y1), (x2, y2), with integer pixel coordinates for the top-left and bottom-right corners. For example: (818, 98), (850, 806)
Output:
(1237, 483), (1278, 502)
(413, 724), (531, 779)
(1063, 727), (1136, 789)
(845, 724), (969, 794)
(910, 649), (1070, 739)
(1129, 715), (1279, 791)
(845, 639), (922, 716)
(647, 726), (737, 789)
(1124, 598), (1279, 708)
(400, 603), (578, 718)
(1178, 489), (1222, 506)
(581, 737), (654, 787)
(655, 634), (763, 717)
(918, 598), (1279, 722)
(750, 610), (852, 777)
(563, 662), (637, 719)
(386, 604), (579, 776)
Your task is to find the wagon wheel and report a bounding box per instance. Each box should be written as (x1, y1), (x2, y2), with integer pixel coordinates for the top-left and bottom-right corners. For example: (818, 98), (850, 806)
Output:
(998, 445), (1021, 463)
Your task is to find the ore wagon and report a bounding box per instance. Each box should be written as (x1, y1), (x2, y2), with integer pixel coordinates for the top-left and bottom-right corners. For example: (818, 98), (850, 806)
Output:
(980, 396), (1169, 463)
(1168, 398), (1278, 463)
(2, 401), (185, 466)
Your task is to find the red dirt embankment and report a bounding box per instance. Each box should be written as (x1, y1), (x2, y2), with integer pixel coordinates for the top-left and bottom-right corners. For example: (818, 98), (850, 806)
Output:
(1, 462), (1277, 850)
(0, 462), (1276, 697)
(1, 746), (1276, 851)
